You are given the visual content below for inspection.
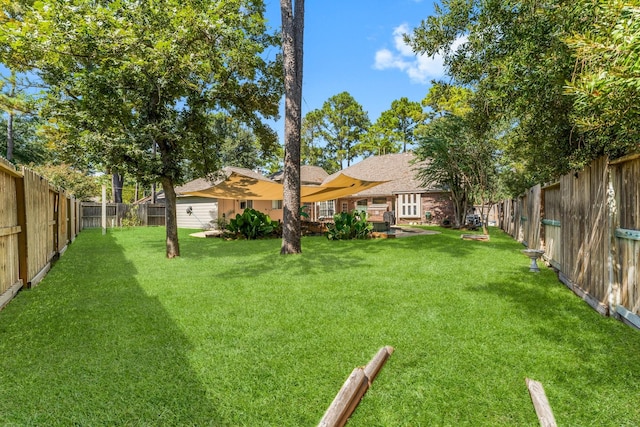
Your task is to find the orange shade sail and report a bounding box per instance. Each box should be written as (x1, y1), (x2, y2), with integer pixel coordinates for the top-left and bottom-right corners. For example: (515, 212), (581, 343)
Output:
(183, 171), (386, 202)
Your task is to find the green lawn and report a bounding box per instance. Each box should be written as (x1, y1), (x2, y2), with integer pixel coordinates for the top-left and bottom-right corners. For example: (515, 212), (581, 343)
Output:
(1, 226), (639, 426)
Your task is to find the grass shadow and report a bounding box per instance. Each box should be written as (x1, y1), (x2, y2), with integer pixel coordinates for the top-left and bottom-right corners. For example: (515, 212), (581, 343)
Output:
(0, 229), (222, 425)
(468, 271), (640, 425)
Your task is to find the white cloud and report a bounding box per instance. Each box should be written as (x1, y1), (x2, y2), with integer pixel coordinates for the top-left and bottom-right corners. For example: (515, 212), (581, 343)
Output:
(374, 49), (410, 72)
(393, 24), (415, 57)
(374, 24), (467, 84)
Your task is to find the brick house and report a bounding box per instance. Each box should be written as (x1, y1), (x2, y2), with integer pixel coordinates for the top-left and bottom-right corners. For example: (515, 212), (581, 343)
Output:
(320, 152), (454, 226)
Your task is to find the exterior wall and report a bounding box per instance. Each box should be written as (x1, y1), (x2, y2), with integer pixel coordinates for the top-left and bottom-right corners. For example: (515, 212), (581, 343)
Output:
(176, 197), (218, 229)
(216, 198), (283, 224)
(253, 200), (283, 222)
(334, 192), (455, 225)
(422, 192), (455, 225)
(218, 199), (237, 221)
(335, 197), (394, 222)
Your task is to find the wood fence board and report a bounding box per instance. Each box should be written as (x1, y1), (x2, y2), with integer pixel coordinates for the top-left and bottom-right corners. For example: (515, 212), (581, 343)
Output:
(502, 156), (639, 322)
(611, 156), (640, 315)
(80, 203), (165, 228)
(23, 168), (55, 284)
(0, 167), (20, 296)
(0, 163), (81, 303)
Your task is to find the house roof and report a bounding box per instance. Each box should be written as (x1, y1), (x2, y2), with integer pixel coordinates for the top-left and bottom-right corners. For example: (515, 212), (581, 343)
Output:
(322, 152), (437, 198)
(269, 165), (329, 185)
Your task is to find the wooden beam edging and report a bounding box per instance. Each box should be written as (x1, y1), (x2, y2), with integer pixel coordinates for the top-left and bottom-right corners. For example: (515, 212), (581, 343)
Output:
(0, 280), (23, 311)
(558, 272), (608, 316)
(318, 346), (394, 427)
(614, 306), (640, 331)
(526, 378), (557, 427)
(29, 263), (51, 289)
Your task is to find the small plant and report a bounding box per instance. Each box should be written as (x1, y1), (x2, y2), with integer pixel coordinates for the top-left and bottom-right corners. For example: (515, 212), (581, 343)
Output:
(299, 205), (310, 220)
(326, 210), (373, 240)
(122, 205), (143, 227)
(226, 208), (281, 240)
(214, 216), (228, 231)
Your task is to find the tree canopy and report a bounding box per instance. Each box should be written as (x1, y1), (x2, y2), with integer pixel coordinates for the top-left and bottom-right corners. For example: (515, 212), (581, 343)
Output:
(407, 0), (609, 185)
(564, 0), (640, 155)
(362, 97), (424, 155)
(1, 0), (283, 257)
(415, 82), (504, 230)
(302, 91), (370, 172)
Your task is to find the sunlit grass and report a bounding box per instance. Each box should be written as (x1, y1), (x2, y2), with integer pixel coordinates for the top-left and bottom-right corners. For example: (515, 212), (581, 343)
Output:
(0, 226), (639, 426)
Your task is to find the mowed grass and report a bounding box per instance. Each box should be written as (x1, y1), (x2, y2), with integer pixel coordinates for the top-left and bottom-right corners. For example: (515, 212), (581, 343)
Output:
(1, 226), (639, 426)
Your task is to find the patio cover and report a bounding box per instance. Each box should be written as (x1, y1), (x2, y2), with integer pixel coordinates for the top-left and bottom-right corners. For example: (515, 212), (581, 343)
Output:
(182, 171), (386, 202)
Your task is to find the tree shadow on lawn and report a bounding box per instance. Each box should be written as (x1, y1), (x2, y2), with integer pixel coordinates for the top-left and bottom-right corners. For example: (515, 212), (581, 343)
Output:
(170, 227), (526, 282)
(0, 231), (223, 425)
(174, 234), (389, 278)
(372, 226), (523, 258)
(469, 272), (640, 424)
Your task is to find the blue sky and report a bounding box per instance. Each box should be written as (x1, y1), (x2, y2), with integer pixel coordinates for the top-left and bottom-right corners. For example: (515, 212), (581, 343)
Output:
(263, 0), (450, 138)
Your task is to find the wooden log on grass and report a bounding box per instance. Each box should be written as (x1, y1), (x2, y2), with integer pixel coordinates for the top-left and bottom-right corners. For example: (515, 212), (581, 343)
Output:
(461, 234), (490, 241)
(363, 345), (394, 385)
(526, 378), (557, 427)
(318, 367), (368, 427)
(318, 346), (394, 427)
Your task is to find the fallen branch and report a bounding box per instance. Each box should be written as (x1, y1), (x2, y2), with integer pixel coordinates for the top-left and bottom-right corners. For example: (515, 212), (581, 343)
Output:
(318, 346), (394, 427)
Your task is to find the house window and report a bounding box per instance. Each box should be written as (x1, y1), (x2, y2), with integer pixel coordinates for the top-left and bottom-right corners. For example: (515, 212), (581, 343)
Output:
(373, 197), (387, 205)
(240, 200), (253, 210)
(272, 200), (283, 209)
(319, 200), (335, 219)
(341, 202), (348, 213)
(356, 199), (368, 213)
(399, 193), (420, 218)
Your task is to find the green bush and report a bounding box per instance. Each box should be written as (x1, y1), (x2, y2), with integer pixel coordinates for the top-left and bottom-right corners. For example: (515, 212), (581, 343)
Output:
(121, 205), (143, 227)
(326, 210), (373, 240)
(226, 208), (280, 240)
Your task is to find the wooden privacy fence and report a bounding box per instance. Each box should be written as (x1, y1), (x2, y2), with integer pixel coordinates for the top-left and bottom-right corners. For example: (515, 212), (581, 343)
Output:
(80, 203), (165, 229)
(499, 154), (640, 328)
(0, 158), (82, 309)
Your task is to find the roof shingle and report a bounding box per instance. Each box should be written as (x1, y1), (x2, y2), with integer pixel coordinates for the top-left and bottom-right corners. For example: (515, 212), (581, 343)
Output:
(322, 152), (436, 197)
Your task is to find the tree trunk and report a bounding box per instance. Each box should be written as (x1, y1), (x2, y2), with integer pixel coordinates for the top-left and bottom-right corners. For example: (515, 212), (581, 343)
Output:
(112, 172), (124, 203)
(280, 0), (305, 255)
(6, 111), (13, 162)
(161, 176), (180, 258)
(6, 73), (15, 162)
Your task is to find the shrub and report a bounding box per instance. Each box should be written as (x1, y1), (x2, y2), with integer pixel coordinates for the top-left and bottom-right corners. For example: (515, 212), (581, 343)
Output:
(226, 208), (280, 240)
(326, 210), (373, 240)
(122, 205), (143, 227)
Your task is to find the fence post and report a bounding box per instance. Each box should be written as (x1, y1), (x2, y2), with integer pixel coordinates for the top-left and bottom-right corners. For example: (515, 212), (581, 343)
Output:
(607, 165), (620, 311)
(139, 204), (148, 226)
(15, 172), (28, 289)
(101, 185), (106, 235)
